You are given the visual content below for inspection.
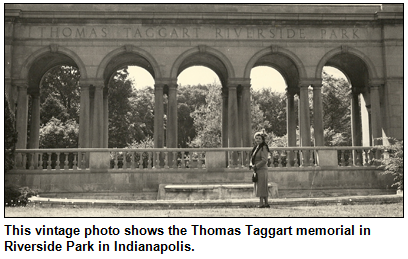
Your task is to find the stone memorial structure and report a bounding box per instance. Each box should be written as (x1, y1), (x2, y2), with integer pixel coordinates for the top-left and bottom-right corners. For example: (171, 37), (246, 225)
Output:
(4, 4), (403, 200)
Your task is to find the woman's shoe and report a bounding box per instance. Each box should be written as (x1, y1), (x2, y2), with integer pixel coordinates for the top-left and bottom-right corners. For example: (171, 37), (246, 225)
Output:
(264, 204), (270, 208)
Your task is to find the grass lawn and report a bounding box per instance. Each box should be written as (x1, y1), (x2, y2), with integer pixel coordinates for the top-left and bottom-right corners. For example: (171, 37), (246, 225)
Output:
(5, 202), (403, 217)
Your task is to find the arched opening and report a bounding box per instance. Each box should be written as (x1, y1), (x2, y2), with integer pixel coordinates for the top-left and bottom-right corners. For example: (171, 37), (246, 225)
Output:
(104, 63), (156, 148)
(177, 66), (222, 148)
(247, 53), (301, 151)
(321, 52), (371, 148)
(320, 66), (353, 146)
(169, 51), (229, 150)
(26, 52), (81, 150)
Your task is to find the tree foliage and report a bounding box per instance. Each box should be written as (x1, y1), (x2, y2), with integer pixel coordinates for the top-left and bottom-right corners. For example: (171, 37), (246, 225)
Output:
(190, 83), (222, 148)
(377, 138), (404, 191)
(36, 66), (355, 150)
(321, 71), (352, 146)
(39, 118), (79, 148)
(5, 93), (18, 172)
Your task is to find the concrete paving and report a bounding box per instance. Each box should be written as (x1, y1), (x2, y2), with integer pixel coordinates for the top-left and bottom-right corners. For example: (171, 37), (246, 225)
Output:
(27, 193), (403, 209)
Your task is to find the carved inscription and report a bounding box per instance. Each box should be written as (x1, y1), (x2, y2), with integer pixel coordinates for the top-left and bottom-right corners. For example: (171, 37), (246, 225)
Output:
(31, 26), (363, 40)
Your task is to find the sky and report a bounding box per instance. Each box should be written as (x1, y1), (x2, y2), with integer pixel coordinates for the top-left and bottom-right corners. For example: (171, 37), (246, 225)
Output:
(128, 65), (347, 92)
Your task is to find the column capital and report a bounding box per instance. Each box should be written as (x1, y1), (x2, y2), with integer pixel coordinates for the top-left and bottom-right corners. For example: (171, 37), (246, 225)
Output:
(299, 78), (322, 88)
(80, 78), (104, 87)
(12, 79), (28, 89)
(368, 78), (384, 87)
(154, 83), (164, 90)
(155, 78), (177, 86)
(352, 87), (363, 94)
(227, 78), (251, 87)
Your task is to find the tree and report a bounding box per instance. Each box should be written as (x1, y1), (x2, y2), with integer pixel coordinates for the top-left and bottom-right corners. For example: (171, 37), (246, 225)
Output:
(108, 68), (134, 148)
(39, 118), (79, 148)
(5, 93), (18, 172)
(41, 65), (80, 123)
(321, 71), (352, 146)
(190, 83), (222, 148)
(252, 88), (287, 137)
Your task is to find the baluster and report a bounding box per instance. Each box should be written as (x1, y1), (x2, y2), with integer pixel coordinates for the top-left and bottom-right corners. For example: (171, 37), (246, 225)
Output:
(14, 153), (19, 169)
(355, 149), (362, 166)
(155, 151), (161, 169)
(147, 152), (152, 169)
(348, 150), (353, 167)
(278, 151), (282, 167)
(197, 152), (202, 169)
(122, 152), (127, 169)
(286, 150), (292, 168)
(55, 152), (60, 169)
(47, 153), (52, 170)
(130, 152), (135, 169)
(201, 152), (206, 169)
(172, 152), (178, 169)
(22, 153), (27, 169)
(362, 149), (368, 166)
(72, 153), (77, 169)
(77, 152), (81, 169)
(180, 152), (185, 168)
(164, 151), (169, 169)
(114, 152), (118, 169)
(63, 153), (69, 169)
(235, 151), (240, 169)
(340, 150), (346, 166)
(294, 150), (299, 167)
(29, 153), (34, 170)
(38, 153), (43, 169)
(139, 152), (144, 169)
(309, 150), (315, 167)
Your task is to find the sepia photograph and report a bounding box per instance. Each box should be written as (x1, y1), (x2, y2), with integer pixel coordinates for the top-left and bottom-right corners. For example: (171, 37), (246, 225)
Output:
(4, 3), (403, 219)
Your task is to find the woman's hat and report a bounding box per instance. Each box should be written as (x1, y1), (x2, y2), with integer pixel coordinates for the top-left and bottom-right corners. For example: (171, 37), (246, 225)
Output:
(253, 130), (267, 139)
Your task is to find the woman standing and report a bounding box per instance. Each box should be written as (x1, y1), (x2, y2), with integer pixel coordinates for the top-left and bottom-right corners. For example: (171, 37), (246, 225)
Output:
(250, 131), (270, 208)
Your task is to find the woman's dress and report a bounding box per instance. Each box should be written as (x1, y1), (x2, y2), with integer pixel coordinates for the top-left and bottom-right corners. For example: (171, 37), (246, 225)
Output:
(253, 146), (269, 197)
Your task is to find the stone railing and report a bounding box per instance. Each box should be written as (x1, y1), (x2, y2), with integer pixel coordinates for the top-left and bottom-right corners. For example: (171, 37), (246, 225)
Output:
(11, 146), (384, 172)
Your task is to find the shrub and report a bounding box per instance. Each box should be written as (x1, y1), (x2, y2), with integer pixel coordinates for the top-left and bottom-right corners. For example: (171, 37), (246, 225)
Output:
(376, 138), (403, 191)
(4, 184), (38, 207)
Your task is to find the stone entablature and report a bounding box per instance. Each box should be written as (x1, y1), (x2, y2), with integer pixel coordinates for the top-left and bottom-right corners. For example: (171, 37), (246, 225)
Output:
(4, 4), (404, 150)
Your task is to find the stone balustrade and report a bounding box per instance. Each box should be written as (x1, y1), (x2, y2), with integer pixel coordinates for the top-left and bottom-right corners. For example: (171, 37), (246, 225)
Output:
(11, 147), (384, 172)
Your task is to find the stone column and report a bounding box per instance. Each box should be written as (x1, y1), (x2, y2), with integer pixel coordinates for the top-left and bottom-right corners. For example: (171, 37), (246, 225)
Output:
(241, 84), (252, 147)
(15, 81), (28, 167)
(221, 88), (228, 148)
(103, 87), (109, 148)
(237, 86), (243, 147)
(228, 83), (239, 148)
(286, 89), (296, 165)
(92, 85), (104, 148)
(154, 83), (164, 148)
(370, 84), (383, 146)
(28, 91), (40, 150)
(299, 83), (311, 165)
(351, 88), (362, 164)
(360, 94), (371, 146)
(312, 83), (324, 146)
(166, 83), (178, 148)
(79, 84), (90, 148)
(15, 82), (28, 150)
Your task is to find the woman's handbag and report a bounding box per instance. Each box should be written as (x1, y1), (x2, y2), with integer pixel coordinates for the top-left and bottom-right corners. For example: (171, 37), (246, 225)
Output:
(252, 171), (258, 182)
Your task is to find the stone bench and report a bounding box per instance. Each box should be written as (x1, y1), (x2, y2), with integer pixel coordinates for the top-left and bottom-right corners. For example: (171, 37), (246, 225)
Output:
(157, 182), (278, 200)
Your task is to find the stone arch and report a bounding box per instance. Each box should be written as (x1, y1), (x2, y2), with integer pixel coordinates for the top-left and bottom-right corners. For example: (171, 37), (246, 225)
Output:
(20, 44), (88, 81)
(96, 45), (162, 85)
(244, 45), (306, 90)
(244, 46), (307, 79)
(315, 46), (379, 80)
(170, 45), (235, 86)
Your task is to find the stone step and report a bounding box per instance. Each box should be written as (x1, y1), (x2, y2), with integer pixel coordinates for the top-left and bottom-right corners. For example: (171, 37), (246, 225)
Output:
(158, 183), (279, 200)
